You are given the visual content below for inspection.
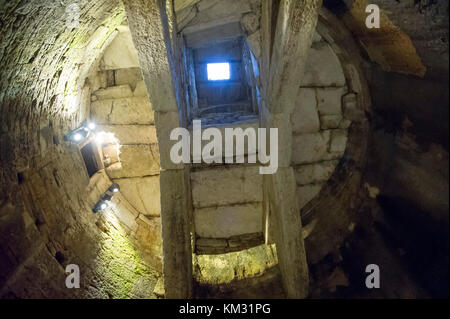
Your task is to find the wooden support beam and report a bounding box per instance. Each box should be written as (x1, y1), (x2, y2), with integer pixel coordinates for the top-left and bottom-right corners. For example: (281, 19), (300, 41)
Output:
(266, 168), (309, 298)
(123, 0), (193, 299)
(123, 0), (179, 113)
(268, 0), (322, 114)
(263, 0), (322, 298)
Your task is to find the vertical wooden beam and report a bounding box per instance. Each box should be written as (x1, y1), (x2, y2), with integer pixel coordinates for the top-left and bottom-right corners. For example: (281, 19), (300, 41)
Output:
(186, 48), (199, 119)
(269, 0), (322, 114)
(159, 168), (193, 298)
(263, 0), (322, 298)
(260, 0), (276, 96)
(267, 168), (309, 298)
(123, 0), (179, 113)
(123, 0), (193, 298)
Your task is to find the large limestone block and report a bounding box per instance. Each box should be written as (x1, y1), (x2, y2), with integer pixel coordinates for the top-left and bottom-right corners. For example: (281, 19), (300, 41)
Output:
(246, 30), (261, 59)
(320, 114), (343, 129)
(292, 131), (331, 165)
(98, 125), (157, 145)
(135, 215), (163, 270)
(176, 4), (198, 30)
(133, 80), (148, 97)
(297, 184), (323, 209)
(323, 151), (346, 161)
(194, 203), (263, 238)
(329, 129), (348, 153)
(174, 0), (201, 12)
(301, 42), (346, 87)
(294, 160), (338, 185)
(86, 169), (113, 207)
(189, 121), (259, 161)
(241, 11), (260, 34)
(114, 176), (161, 217)
(183, 0), (251, 34)
(112, 195), (139, 232)
(91, 96), (154, 125)
(90, 71), (108, 92)
(100, 26), (140, 70)
(93, 85), (133, 100)
(191, 166), (263, 208)
(106, 144), (160, 178)
(316, 87), (346, 115)
(342, 93), (365, 122)
(114, 68), (143, 91)
(291, 88), (320, 134)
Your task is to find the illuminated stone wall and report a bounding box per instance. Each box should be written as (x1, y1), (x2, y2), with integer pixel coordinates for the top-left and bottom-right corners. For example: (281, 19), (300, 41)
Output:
(0, 1), (161, 298)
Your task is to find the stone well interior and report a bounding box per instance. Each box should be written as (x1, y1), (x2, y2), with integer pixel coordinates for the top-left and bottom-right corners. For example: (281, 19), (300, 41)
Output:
(0, 0), (448, 299)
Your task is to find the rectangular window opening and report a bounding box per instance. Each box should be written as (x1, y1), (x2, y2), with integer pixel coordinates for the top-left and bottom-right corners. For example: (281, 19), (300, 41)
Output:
(207, 62), (230, 81)
(81, 142), (100, 177)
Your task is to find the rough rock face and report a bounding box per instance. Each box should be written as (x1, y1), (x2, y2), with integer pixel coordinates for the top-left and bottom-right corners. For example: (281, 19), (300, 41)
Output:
(370, 0), (448, 78)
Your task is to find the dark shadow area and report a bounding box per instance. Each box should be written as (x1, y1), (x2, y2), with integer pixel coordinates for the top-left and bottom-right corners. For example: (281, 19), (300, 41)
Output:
(193, 266), (285, 299)
(377, 195), (449, 298)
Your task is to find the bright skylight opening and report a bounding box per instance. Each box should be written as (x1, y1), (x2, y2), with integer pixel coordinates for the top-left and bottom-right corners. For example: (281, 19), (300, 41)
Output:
(207, 63), (230, 81)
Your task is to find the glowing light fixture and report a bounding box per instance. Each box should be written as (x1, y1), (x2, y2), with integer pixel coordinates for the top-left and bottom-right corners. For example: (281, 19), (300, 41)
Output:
(93, 200), (109, 213)
(73, 133), (83, 142)
(108, 183), (120, 194)
(65, 121), (96, 144)
(92, 183), (120, 213)
(65, 127), (89, 143)
(207, 62), (230, 81)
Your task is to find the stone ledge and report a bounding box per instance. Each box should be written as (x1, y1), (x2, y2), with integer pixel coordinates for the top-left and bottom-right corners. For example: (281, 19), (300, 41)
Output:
(91, 96), (154, 125)
(92, 84), (133, 100)
(294, 160), (339, 185)
(195, 233), (264, 255)
(97, 124), (157, 145)
(194, 202), (263, 238)
(113, 175), (161, 217)
(105, 144), (160, 179)
(301, 41), (346, 87)
(191, 165), (263, 208)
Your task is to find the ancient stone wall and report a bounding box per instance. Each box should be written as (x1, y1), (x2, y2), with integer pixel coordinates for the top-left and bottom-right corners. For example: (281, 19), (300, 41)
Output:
(89, 25), (163, 271)
(0, 1), (162, 298)
(291, 32), (350, 211)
